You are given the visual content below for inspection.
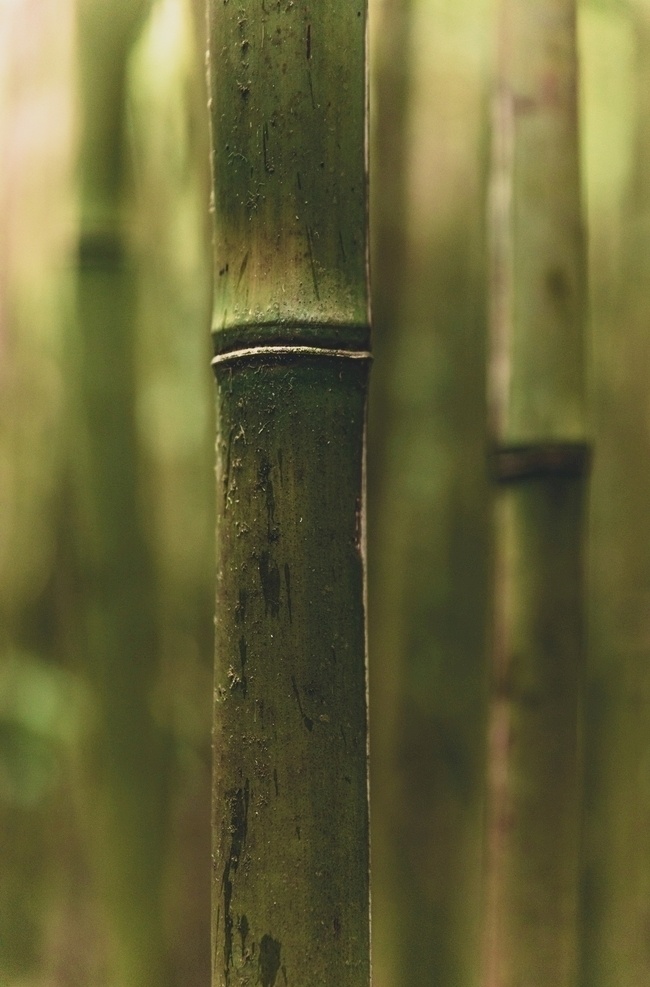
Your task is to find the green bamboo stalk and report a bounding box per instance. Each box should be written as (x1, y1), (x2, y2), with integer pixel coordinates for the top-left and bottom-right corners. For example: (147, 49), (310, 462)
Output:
(580, 6), (650, 986)
(366, 1), (415, 982)
(482, 1), (588, 985)
(206, 4), (370, 986)
(72, 3), (174, 984)
(369, 1), (492, 984)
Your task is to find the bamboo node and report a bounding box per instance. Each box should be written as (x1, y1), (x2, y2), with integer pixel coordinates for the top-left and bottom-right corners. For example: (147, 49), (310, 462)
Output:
(489, 442), (591, 482)
(211, 344), (372, 371)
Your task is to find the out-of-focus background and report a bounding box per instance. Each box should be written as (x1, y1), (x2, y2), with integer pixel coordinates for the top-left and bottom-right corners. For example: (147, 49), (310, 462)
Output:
(1, 0), (650, 985)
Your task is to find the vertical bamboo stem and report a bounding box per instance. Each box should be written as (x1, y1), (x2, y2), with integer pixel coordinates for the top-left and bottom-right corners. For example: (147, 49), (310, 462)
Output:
(206, 4), (371, 986)
(482, 1), (588, 984)
(580, 6), (650, 985)
(73, 4), (173, 984)
(369, 1), (492, 983)
(366, 1), (414, 982)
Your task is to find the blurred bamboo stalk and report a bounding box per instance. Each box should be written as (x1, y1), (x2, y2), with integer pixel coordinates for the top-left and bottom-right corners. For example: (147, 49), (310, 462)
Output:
(482, 1), (588, 985)
(0, 4), (77, 974)
(369, 2), (492, 984)
(72, 2), (174, 984)
(580, 4), (650, 985)
(206, 2), (371, 986)
(367, 0), (415, 981)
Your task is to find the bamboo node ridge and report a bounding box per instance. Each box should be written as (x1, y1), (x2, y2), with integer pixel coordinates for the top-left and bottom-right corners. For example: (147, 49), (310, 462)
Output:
(211, 344), (373, 369)
(489, 442), (592, 483)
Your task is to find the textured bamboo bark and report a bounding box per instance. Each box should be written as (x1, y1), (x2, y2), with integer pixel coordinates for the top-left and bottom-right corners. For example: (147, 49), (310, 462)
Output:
(482, 2), (588, 985)
(206, 4), (370, 987)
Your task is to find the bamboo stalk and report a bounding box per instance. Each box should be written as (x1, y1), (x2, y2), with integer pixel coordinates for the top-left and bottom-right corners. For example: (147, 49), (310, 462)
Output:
(72, 4), (174, 984)
(206, 4), (371, 987)
(366, 1), (415, 982)
(580, 6), (650, 986)
(482, 1), (588, 985)
(368, 1), (492, 983)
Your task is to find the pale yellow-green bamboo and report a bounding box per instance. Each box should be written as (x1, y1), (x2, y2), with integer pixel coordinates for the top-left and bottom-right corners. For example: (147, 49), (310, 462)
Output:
(369, 1), (492, 985)
(580, 5), (650, 986)
(487, 0), (586, 445)
(483, 2), (588, 985)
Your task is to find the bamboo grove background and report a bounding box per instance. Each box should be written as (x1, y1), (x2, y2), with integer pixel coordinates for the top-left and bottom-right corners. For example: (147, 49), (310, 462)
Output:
(1, 0), (650, 984)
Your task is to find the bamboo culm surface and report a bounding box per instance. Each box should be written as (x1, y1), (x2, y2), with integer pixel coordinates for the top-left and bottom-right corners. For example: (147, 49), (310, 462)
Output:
(206, 4), (371, 986)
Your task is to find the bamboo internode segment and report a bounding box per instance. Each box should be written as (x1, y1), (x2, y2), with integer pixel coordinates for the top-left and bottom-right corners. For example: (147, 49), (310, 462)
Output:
(212, 358), (370, 987)
(488, 0), (586, 445)
(483, 474), (586, 987)
(207, 2), (369, 347)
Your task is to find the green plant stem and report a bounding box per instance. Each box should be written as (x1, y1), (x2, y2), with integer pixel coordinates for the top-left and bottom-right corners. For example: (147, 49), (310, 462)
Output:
(206, 3), (371, 986)
(72, 3), (173, 984)
(483, 1), (588, 984)
(368, 3), (491, 983)
(580, 6), (650, 986)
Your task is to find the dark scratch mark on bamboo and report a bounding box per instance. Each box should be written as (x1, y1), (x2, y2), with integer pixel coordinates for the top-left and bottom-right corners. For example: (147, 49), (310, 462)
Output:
(305, 225), (320, 300)
(237, 251), (250, 289)
(291, 675), (314, 732)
